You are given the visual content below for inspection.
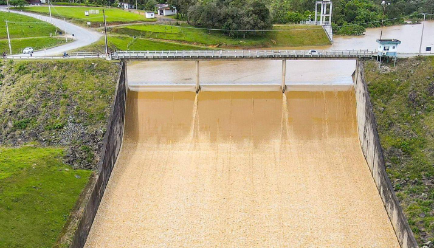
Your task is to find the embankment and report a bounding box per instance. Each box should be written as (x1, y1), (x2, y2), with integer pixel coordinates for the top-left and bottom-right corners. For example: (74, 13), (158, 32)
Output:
(354, 61), (418, 248)
(72, 62), (127, 247)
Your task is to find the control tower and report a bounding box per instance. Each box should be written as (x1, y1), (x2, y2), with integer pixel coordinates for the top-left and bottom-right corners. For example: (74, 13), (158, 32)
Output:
(314, 0), (333, 42)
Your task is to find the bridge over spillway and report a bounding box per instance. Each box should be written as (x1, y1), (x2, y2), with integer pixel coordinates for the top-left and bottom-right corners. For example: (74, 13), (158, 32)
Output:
(118, 50), (375, 93)
(112, 49), (376, 60)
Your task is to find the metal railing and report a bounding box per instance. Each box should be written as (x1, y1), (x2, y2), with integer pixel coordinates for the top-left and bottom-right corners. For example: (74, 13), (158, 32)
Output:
(7, 52), (103, 60)
(111, 50), (377, 60)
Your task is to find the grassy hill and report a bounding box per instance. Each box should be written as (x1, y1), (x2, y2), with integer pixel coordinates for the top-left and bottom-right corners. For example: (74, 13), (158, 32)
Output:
(365, 57), (434, 245)
(0, 59), (120, 247)
(0, 60), (120, 168)
(18, 6), (155, 26)
(113, 24), (331, 48)
(0, 146), (91, 248)
(0, 12), (67, 54)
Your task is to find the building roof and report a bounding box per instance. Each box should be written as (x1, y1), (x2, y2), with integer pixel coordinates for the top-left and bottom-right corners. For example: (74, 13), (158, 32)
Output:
(376, 39), (401, 45)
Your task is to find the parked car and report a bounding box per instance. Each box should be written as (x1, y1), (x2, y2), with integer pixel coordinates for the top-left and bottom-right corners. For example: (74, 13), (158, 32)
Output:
(307, 50), (320, 56)
(23, 47), (34, 54)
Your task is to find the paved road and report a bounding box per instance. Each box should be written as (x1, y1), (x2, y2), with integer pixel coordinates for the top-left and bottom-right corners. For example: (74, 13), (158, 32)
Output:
(0, 7), (102, 56)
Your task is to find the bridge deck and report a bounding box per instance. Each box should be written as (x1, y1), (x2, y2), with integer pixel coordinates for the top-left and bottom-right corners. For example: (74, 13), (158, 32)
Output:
(113, 50), (376, 60)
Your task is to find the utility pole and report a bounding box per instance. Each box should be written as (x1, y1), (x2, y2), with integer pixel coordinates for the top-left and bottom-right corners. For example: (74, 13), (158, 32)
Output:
(48, 0), (52, 23)
(5, 21), (12, 55)
(103, 9), (108, 57)
(419, 22), (425, 55)
(6, 0), (9, 12)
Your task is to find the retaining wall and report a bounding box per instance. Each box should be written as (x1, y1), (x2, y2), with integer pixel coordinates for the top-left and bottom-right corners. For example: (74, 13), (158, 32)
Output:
(71, 62), (127, 248)
(353, 61), (418, 248)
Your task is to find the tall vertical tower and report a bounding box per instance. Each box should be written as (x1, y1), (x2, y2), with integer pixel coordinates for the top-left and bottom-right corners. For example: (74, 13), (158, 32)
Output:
(315, 0), (333, 42)
(315, 0), (332, 25)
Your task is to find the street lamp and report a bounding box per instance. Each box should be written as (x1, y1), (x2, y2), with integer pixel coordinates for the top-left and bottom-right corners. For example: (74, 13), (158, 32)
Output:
(380, 1), (390, 39)
(381, 1), (390, 26)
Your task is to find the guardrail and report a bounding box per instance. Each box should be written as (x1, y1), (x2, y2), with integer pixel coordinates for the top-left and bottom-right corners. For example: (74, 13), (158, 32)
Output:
(111, 50), (377, 60)
(6, 52), (104, 60)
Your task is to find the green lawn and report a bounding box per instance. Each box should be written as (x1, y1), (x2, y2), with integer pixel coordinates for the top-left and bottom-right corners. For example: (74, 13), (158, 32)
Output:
(0, 12), (67, 54)
(0, 37), (68, 54)
(109, 36), (206, 50)
(113, 24), (330, 48)
(0, 146), (92, 248)
(19, 6), (155, 25)
(365, 57), (434, 245)
(0, 12), (58, 39)
(72, 36), (206, 53)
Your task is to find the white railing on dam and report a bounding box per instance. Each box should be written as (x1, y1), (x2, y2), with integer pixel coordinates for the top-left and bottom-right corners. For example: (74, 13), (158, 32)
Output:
(112, 50), (376, 60)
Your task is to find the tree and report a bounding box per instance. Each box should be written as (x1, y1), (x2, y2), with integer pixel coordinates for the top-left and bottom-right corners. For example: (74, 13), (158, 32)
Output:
(10, 0), (27, 7)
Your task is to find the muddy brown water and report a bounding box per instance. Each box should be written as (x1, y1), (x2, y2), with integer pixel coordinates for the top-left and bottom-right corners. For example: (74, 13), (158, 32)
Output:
(85, 90), (399, 247)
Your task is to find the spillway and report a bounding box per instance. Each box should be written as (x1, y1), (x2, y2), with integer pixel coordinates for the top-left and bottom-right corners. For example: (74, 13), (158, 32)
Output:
(85, 90), (400, 247)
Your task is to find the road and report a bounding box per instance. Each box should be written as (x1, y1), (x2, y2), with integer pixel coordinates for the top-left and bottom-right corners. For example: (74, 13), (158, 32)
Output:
(0, 7), (102, 56)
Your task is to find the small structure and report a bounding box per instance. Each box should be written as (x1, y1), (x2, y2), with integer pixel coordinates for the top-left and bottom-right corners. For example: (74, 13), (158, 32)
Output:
(314, 0), (333, 42)
(315, 0), (332, 25)
(120, 2), (135, 10)
(376, 39), (401, 57)
(155, 4), (177, 16)
(145, 12), (155, 19)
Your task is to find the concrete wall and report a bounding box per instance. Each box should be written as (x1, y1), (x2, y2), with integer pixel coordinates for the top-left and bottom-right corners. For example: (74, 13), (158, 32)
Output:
(71, 62), (127, 248)
(353, 61), (418, 248)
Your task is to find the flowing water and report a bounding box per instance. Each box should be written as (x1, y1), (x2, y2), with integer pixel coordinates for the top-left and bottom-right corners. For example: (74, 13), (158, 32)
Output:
(85, 90), (399, 247)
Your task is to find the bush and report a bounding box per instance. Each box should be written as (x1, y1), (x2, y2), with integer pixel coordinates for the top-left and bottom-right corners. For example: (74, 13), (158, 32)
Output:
(9, 0), (27, 8)
(335, 24), (365, 36)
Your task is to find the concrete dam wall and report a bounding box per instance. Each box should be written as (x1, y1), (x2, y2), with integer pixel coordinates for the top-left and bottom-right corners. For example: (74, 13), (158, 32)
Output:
(73, 61), (418, 247)
(353, 61), (418, 248)
(72, 62), (127, 248)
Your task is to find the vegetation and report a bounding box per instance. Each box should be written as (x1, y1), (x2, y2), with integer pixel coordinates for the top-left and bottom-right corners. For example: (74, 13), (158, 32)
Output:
(0, 146), (91, 248)
(0, 37), (68, 54)
(40, 0), (434, 36)
(365, 57), (434, 245)
(0, 60), (120, 168)
(0, 12), (57, 38)
(187, 0), (272, 36)
(112, 24), (330, 48)
(18, 6), (155, 25)
(72, 35), (204, 53)
(0, 12), (66, 54)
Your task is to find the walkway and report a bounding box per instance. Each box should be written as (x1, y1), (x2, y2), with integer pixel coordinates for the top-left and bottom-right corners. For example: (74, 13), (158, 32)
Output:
(0, 7), (101, 56)
(113, 50), (376, 60)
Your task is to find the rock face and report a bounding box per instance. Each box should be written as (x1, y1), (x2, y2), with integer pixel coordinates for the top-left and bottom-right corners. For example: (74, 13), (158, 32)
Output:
(0, 60), (121, 169)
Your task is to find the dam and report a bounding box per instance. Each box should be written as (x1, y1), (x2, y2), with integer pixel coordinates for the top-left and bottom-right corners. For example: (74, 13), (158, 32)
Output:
(83, 61), (405, 247)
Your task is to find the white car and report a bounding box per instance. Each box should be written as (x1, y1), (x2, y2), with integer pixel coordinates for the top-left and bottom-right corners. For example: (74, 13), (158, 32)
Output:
(23, 47), (34, 54)
(307, 50), (320, 56)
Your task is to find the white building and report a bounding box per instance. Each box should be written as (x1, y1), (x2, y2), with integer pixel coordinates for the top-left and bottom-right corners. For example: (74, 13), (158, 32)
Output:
(155, 4), (177, 16)
(120, 2), (135, 9)
(376, 39), (401, 57)
(145, 12), (155, 19)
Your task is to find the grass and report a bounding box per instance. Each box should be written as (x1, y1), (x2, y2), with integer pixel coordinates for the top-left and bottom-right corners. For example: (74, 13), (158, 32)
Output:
(0, 12), (66, 54)
(19, 6), (155, 25)
(0, 12), (58, 39)
(0, 37), (68, 54)
(0, 146), (92, 248)
(72, 36), (206, 53)
(365, 57), (434, 245)
(113, 24), (331, 48)
(0, 60), (120, 168)
(109, 36), (206, 50)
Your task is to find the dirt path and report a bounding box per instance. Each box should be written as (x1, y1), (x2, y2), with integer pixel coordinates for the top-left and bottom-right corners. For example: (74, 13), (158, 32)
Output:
(85, 91), (399, 247)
